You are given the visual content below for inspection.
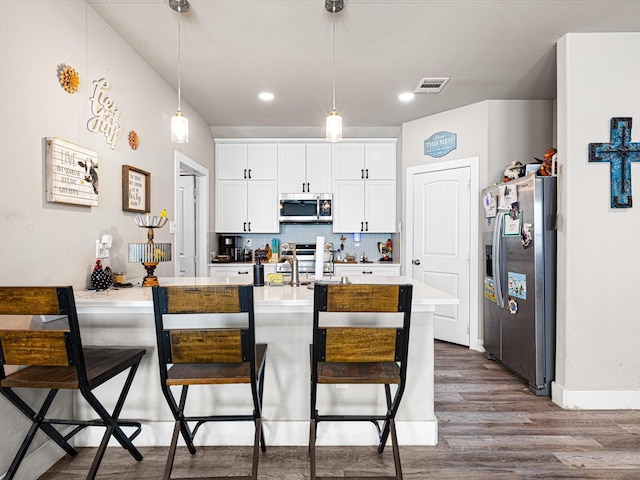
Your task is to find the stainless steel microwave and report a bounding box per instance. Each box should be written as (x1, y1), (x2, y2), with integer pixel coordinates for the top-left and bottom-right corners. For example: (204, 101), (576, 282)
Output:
(279, 193), (332, 223)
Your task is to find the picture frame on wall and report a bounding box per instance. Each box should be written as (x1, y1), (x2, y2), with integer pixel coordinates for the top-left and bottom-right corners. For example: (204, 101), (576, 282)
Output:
(122, 165), (150, 213)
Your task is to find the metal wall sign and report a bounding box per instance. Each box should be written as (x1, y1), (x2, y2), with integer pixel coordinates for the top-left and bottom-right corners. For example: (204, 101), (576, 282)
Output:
(424, 131), (457, 158)
(589, 117), (640, 208)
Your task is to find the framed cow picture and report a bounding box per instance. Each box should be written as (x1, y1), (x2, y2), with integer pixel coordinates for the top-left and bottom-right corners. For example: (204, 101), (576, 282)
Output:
(45, 137), (99, 207)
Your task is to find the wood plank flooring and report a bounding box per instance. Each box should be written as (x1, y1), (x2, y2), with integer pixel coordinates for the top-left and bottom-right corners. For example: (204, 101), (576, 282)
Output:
(37, 340), (640, 479)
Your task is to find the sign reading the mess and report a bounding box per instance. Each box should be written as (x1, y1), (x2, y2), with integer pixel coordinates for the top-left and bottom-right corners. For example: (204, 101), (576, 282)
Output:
(424, 131), (457, 158)
(45, 137), (99, 207)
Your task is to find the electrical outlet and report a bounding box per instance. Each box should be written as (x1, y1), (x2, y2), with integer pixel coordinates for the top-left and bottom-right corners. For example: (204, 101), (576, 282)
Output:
(246, 239), (251, 247)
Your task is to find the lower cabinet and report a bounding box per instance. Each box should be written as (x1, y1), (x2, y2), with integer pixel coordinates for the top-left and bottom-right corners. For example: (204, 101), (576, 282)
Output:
(333, 264), (401, 277)
(209, 264), (276, 277)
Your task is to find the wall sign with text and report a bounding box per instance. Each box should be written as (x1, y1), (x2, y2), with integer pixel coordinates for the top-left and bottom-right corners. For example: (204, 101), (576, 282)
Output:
(424, 131), (457, 158)
(45, 137), (99, 207)
(122, 165), (150, 213)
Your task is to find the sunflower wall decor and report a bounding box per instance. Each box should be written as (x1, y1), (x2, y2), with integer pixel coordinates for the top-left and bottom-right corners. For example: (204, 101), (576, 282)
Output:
(57, 64), (79, 94)
(128, 131), (139, 150)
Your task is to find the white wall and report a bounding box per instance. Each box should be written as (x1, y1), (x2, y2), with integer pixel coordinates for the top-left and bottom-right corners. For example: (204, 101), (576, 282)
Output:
(553, 33), (640, 409)
(0, 1), (214, 477)
(401, 100), (552, 345)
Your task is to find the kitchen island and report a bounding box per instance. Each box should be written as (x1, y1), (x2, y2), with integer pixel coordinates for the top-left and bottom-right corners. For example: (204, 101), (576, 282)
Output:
(73, 276), (456, 447)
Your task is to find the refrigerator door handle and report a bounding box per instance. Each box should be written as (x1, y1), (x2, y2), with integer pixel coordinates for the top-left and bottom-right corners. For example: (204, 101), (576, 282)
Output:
(492, 212), (505, 308)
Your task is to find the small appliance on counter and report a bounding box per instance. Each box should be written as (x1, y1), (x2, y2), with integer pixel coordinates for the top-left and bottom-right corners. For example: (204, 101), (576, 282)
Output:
(217, 235), (243, 262)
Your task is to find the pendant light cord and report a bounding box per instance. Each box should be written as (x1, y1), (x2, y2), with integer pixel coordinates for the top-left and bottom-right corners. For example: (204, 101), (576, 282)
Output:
(177, 8), (182, 113)
(331, 3), (336, 112)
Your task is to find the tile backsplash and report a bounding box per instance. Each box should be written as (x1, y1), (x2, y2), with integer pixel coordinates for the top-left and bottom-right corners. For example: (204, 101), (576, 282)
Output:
(209, 224), (395, 263)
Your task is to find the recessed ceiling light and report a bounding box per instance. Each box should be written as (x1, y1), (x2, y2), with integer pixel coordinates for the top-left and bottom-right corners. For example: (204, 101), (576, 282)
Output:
(398, 92), (415, 102)
(259, 92), (275, 101)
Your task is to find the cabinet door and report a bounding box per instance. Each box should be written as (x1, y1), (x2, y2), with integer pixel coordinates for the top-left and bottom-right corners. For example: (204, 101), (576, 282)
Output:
(334, 264), (401, 277)
(247, 144), (278, 180)
(332, 180), (365, 233)
(247, 181), (279, 233)
(332, 143), (365, 180)
(306, 143), (332, 193)
(216, 144), (248, 180)
(215, 180), (248, 233)
(365, 180), (396, 233)
(278, 144), (306, 193)
(365, 143), (396, 180)
(209, 265), (253, 276)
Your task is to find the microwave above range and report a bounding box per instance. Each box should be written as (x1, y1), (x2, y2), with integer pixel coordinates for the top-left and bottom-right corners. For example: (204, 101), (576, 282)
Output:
(279, 193), (332, 224)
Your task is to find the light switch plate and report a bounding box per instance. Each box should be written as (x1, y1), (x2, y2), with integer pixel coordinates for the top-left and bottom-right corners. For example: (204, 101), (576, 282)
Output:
(169, 221), (176, 234)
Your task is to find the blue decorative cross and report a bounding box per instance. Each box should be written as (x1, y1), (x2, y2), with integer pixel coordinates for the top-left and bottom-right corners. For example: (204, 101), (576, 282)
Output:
(589, 117), (640, 208)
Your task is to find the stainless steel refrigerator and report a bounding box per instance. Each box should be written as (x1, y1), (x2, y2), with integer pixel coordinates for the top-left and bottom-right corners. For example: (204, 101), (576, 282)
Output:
(481, 175), (556, 396)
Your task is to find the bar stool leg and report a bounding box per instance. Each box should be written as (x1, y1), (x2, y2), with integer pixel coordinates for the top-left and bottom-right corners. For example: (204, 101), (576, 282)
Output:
(309, 419), (317, 480)
(390, 418), (403, 480)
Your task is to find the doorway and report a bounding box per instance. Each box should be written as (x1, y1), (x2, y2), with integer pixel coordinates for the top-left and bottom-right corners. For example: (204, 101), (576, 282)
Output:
(405, 157), (480, 350)
(174, 151), (209, 277)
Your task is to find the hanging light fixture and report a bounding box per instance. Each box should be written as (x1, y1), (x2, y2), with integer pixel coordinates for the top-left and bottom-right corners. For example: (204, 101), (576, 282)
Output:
(325, 0), (344, 143)
(170, 0), (190, 143)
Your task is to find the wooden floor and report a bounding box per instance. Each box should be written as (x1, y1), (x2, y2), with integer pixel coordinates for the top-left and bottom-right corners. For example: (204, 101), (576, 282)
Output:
(38, 340), (640, 479)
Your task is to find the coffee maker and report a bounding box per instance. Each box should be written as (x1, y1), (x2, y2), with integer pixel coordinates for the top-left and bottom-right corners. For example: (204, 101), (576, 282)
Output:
(218, 235), (243, 262)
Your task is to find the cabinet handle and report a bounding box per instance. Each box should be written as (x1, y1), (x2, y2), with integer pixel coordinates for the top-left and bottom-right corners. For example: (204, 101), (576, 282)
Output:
(361, 169), (365, 179)
(238, 271), (249, 275)
(306, 182), (310, 192)
(365, 169), (369, 179)
(248, 169), (252, 179)
(360, 221), (364, 232)
(243, 222), (247, 232)
(247, 221), (251, 231)
(362, 271), (373, 275)
(302, 182), (306, 193)
(365, 221), (369, 231)
(244, 169), (247, 179)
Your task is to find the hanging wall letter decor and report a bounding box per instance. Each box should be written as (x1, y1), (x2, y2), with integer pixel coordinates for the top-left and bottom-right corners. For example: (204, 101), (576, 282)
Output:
(87, 78), (122, 150)
(589, 117), (640, 208)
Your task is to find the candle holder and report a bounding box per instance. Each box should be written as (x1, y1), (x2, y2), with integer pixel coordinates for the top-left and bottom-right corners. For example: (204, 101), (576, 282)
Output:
(128, 214), (172, 287)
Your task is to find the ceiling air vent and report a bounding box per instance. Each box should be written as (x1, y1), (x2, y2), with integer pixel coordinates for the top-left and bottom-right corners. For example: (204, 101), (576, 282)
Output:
(415, 77), (449, 93)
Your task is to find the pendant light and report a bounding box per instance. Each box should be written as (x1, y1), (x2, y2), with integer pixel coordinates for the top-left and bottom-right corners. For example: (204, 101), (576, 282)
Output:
(170, 0), (189, 143)
(325, 0), (344, 143)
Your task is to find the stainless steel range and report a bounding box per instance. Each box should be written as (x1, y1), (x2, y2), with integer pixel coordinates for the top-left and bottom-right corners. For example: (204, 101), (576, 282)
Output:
(276, 242), (334, 276)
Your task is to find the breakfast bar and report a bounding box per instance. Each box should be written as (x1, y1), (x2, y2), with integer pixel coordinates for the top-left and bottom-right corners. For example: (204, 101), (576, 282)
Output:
(73, 276), (456, 448)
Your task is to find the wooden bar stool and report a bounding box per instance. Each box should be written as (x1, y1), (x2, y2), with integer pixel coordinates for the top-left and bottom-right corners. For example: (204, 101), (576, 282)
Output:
(0, 286), (146, 480)
(309, 283), (413, 480)
(152, 284), (268, 480)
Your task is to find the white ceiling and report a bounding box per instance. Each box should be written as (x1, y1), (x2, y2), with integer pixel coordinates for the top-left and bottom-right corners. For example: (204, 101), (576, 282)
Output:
(87, 0), (640, 129)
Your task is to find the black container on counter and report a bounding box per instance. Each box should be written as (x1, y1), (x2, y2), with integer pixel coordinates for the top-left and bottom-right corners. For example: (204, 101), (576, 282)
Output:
(253, 262), (264, 287)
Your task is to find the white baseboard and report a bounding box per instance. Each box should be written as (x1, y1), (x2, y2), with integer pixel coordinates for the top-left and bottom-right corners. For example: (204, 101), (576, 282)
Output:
(552, 381), (640, 409)
(74, 419), (438, 447)
(1, 439), (65, 480)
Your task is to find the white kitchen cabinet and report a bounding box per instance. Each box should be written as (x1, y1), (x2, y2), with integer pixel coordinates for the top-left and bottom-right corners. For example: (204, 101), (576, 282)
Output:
(278, 143), (331, 193)
(332, 142), (395, 181)
(332, 141), (396, 233)
(215, 142), (279, 233)
(209, 263), (276, 277)
(216, 143), (277, 180)
(333, 263), (401, 277)
(216, 179), (278, 233)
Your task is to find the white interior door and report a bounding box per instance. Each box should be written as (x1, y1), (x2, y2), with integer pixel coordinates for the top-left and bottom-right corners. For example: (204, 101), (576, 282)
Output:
(177, 175), (197, 277)
(412, 166), (471, 346)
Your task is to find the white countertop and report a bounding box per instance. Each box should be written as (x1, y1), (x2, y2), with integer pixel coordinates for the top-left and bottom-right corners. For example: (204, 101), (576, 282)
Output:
(74, 275), (457, 314)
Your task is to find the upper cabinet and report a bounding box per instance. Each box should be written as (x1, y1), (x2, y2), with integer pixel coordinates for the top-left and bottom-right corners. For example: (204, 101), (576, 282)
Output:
(332, 142), (395, 181)
(278, 143), (332, 193)
(332, 141), (396, 233)
(215, 142), (279, 233)
(217, 143), (278, 180)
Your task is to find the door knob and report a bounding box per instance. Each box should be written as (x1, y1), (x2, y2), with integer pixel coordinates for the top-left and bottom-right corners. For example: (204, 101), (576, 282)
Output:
(412, 259), (421, 265)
